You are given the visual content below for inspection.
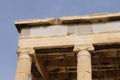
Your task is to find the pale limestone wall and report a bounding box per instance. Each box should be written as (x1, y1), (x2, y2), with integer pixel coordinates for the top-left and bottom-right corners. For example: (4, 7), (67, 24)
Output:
(68, 24), (92, 34)
(20, 24), (92, 36)
(20, 27), (31, 36)
(30, 25), (68, 36)
(93, 21), (120, 33)
(20, 21), (120, 37)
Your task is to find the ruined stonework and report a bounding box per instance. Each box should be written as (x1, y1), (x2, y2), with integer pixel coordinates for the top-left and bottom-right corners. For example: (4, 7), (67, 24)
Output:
(15, 12), (120, 80)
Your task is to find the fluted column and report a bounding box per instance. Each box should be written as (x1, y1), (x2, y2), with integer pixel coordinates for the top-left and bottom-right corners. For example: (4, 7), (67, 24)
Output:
(15, 53), (32, 80)
(77, 50), (92, 80)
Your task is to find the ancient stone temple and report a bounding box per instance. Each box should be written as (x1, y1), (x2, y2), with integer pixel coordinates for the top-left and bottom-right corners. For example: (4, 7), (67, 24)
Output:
(15, 12), (120, 80)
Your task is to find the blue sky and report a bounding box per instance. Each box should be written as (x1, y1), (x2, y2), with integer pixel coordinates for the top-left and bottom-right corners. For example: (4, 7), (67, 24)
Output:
(0, 0), (120, 80)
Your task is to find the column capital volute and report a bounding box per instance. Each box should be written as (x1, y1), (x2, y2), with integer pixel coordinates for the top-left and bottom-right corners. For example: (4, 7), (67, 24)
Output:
(17, 48), (35, 55)
(73, 44), (94, 52)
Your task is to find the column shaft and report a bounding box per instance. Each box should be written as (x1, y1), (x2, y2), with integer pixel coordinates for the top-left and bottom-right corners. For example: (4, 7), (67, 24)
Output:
(15, 53), (32, 80)
(77, 50), (92, 80)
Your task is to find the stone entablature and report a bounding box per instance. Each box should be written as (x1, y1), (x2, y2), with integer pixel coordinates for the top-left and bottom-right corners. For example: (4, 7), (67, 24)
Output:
(15, 12), (120, 80)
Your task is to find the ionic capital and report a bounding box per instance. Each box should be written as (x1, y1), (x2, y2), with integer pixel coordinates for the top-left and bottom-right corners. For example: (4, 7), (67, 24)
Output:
(17, 48), (35, 55)
(73, 44), (94, 52)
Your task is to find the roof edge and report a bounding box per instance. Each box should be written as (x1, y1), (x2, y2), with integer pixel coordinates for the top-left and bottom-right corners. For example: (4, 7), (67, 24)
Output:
(15, 12), (120, 33)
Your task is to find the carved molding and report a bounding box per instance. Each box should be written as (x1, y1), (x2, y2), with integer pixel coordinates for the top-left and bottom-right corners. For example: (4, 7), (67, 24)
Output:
(17, 48), (35, 55)
(73, 44), (94, 52)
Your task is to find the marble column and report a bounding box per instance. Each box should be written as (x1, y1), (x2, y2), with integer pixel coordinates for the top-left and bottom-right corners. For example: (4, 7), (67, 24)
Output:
(77, 50), (92, 80)
(15, 53), (32, 80)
